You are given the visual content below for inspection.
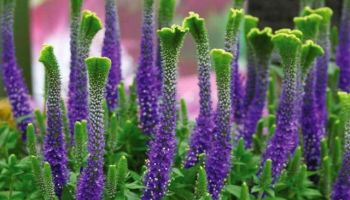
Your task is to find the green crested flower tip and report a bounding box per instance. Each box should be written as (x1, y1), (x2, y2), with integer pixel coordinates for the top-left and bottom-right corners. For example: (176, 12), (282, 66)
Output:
(233, 0), (245, 8)
(244, 15), (259, 37)
(80, 10), (103, 40)
(86, 57), (111, 84)
(272, 32), (302, 61)
(38, 45), (58, 69)
(158, 0), (176, 27)
(211, 49), (233, 76)
(301, 40), (324, 74)
(145, 0), (154, 8)
(247, 27), (274, 56)
(338, 91), (350, 112)
(71, 0), (83, 14)
(158, 25), (189, 50)
(275, 29), (303, 40)
(303, 6), (333, 25)
(183, 12), (206, 41)
(227, 8), (245, 33)
(294, 14), (322, 40)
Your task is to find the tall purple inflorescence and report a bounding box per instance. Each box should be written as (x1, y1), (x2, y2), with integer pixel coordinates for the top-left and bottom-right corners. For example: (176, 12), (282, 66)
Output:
(242, 15), (259, 111)
(68, 0), (83, 135)
(136, 0), (158, 136)
(39, 45), (69, 197)
(331, 92), (350, 200)
(183, 12), (214, 168)
(261, 31), (302, 179)
(102, 0), (122, 112)
(142, 25), (187, 200)
(1, 0), (33, 138)
(76, 57), (111, 200)
(295, 13), (325, 170)
(68, 11), (102, 137)
(337, 0), (350, 92)
(223, 9), (244, 124)
(304, 7), (333, 132)
(239, 28), (274, 148)
(206, 49), (233, 200)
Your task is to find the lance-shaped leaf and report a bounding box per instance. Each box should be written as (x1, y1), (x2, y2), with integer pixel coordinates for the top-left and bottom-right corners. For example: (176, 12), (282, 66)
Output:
(68, 11), (103, 139)
(142, 25), (188, 200)
(206, 49), (233, 200)
(239, 27), (274, 147)
(39, 45), (68, 197)
(183, 12), (214, 167)
(76, 57), (111, 200)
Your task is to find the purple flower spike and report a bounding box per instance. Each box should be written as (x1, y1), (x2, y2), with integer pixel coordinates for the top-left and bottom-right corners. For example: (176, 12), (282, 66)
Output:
(303, 7), (333, 131)
(142, 25), (188, 200)
(1, 0), (33, 138)
(68, 0), (83, 136)
(39, 45), (69, 197)
(76, 57), (111, 200)
(68, 11), (102, 137)
(182, 12), (214, 168)
(337, 0), (350, 92)
(239, 28), (274, 148)
(294, 14), (325, 170)
(242, 15), (259, 111)
(223, 9), (244, 124)
(136, 0), (158, 136)
(261, 32), (302, 180)
(206, 49), (233, 200)
(102, 0), (122, 112)
(331, 92), (350, 200)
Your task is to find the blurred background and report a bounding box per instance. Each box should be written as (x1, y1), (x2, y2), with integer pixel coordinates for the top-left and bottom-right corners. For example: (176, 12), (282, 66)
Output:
(0, 0), (342, 118)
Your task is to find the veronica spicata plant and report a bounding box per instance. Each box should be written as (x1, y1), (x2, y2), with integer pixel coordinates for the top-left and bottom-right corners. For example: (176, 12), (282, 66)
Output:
(1, 0), (33, 138)
(142, 25), (188, 200)
(102, 0), (122, 112)
(206, 49), (233, 200)
(183, 12), (214, 168)
(39, 45), (69, 197)
(76, 57), (111, 200)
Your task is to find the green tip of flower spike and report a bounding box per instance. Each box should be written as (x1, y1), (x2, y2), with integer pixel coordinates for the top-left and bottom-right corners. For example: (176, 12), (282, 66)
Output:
(294, 14), (322, 40)
(144, 0), (154, 8)
(247, 27), (274, 57)
(272, 32), (302, 61)
(301, 40), (324, 75)
(303, 6), (333, 25)
(227, 8), (245, 32)
(158, 0), (176, 28)
(244, 15), (259, 37)
(183, 12), (206, 41)
(338, 92), (350, 115)
(158, 25), (189, 50)
(71, 0), (83, 14)
(80, 10), (103, 40)
(86, 57), (111, 86)
(240, 182), (250, 200)
(211, 49), (233, 76)
(233, 0), (245, 9)
(39, 45), (58, 70)
(275, 29), (303, 40)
